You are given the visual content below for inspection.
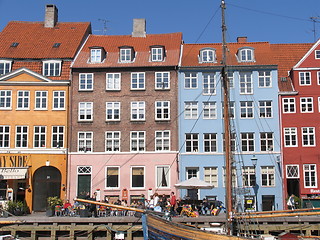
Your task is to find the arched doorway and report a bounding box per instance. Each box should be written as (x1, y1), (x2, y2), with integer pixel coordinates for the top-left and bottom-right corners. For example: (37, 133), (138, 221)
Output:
(33, 166), (61, 211)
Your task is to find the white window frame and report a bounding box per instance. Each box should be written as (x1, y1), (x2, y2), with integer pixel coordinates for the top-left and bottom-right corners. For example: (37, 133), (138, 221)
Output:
(260, 132), (274, 152)
(155, 101), (170, 121)
(184, 101), (198, 119)
(131, 101), (145, 121)
(53, 91), (65, 110)
(155, 72), (170, 90)
(259, 100), (272, 118)
(203, 133), (217, 152)
(239, 72), (253, 94)
(151, 47), (164, 62)
(131, 166), (145, 189)
(241, 132), (255, 152)
(156, 165), (170, 188)
(284, 127), (298, 147)
(90, 49), (102, 63)
(238, 48), (254, 62)
(203, 73), (216, 95)
(34, 126), (46, 148)
(203, 102), (217, 119)
(185, 133), (199, 152)
(300, 97), (313, 113)
(15, 126), (28, 148)
(299, 72), (311, 86)
(35, 91), (48, 110)
(155, 130), (170, 151)
(106, 73), (121, 90)
(240, 101), (254, 119)
(187, 168), (199, 179)
(16, 90), (30, 110)
(204, 167), (218, 187)
(0, 90), (12, 109)
(304, 164), (317, 188)
(261, 166), (275, 187)
(286, 165), (300, 179)
(228, 72), (234, 88)
(302, 127), (315, 146)
(0, 60), (12, 75)
(78, 102), (93, 122)
(242, 166), (256, 187)
(106, 102), (120, 121)
(184, 72), (198, 89)
(78, 131), (93, 153)
(317, 71), (320, 85)
(131, 72), (145, 90)
(315, 50), (320, 59)
(105, 166), (120, 189)
(130, 131), (145, 152)
(79, 73), (94, 91)
(258, 71), (272, 88)
(105, 131), (120, 152)
(43, 60), (61, 76)
(120, 48), (132, 62)
(0, 126), (10, 148)
(282, 98), (296, 113)
(52, 126), (64, 148)
(200, 48), (216, 63)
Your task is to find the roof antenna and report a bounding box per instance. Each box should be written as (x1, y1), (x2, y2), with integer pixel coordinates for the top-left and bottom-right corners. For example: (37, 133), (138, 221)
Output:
(96, 18), (109, 35)
(310, 16), (320, 42)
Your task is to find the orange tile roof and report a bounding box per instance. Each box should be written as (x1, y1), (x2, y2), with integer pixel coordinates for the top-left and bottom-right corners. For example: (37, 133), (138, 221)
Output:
(0, 21), (91, 59)
(72, 32), (182, 68)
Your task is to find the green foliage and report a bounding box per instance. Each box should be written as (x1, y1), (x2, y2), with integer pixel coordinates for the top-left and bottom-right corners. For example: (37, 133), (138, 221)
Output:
(47, 196), (63, 208)
(6, 200), (29, 215)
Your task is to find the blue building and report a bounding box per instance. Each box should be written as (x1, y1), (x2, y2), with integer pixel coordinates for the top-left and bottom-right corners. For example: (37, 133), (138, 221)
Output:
(178, 38), (283, 212)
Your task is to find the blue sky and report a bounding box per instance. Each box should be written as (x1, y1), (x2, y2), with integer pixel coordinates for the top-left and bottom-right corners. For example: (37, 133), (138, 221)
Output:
(0, 0), (319, 44)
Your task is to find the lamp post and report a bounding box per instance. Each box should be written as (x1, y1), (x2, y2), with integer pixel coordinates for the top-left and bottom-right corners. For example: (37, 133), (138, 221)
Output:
(251, 155), (258, 211)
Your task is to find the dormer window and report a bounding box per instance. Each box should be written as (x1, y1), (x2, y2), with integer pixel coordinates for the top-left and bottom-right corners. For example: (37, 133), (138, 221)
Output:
(119, 46), (135, 63)
(315, 50), (320, 59)
(199, 48), (216, 63)
(0, 60), (12, 75)
(43, 60), (61, 76)
(151, 46), (165, 62)
(90, 47), (105, 63)
(238, 47), (255, 62)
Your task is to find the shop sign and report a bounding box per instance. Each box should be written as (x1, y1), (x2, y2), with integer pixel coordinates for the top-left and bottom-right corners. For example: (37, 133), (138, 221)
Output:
(0, 155), (28, 168)
(0, 167), (28, 179)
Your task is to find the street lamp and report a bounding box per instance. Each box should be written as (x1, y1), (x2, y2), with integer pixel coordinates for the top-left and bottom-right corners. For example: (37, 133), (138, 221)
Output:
(251, 155), (258, 211)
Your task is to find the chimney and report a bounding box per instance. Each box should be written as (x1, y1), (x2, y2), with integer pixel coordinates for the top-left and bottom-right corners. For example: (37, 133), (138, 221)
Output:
(132, 19), (146, 37)
(237, 37), (247, 43)
(44, 4), (58, 28)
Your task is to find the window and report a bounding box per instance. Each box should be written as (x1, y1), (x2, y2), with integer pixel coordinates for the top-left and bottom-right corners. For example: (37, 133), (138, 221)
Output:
(106, 167), (119, 188)
(184, 102), (198, 119)
(238, 48), (254, 62)
(52, 126), (64, 148)
(78, 132), (93, 152)
(131, 73), (145, 90)
(242, 167), (256, 187)
(185, 133), (199, 152)
(223, 132), (236, 152)
(223, 167), (237, 187)
(258, 71), (271, 87)
(120, 48), (133, 62)
(155, 101), (170, 120)
(0, 126), (10, 148)
(259, 100), (272, 118)
(155, 130), (170, 151)
(203, 102), (217, 119)
(155, 72), (170, 89)
(261, 166), (275, 187)
(260, 132), (274, 151)
(315, 50), (320, 59)
(240, 101), (254, 118)
(131, 166), (144, 188)
(16, 126), (28, 148)
(53, 91), (65, 110)
(203, 73), (216, 95)
(17, 91), (30, 110)
(222, 101), (235, 119)
(204, 167), (218, 187)
(200, 48), (215, 63)
(187, 168), (199, 179)
(304, 164), (317, 188)
(34, 126), (46, 148)
(79, 73), (93, 91)
(282, 98), (295, 113)
(106, 102), (120, 121)
(90, 49), (102, 63)
(77, 166), (91, 198)
(284, 128), (297, 147)
(299, 72), (311, 85)
(79, 102), (93, 121)
(241, 132), (254, 152)
(184, 73), (197, 89)
(43, 60), (61, 76)
(131, 101), (145, 121)
(302, 127), (315, 146)
(106, 73), (121, 90)
(300, 97), (313, 113)
(318, 72), (320, 85)
(228, 72), (234, 88)
(105, 131), (120, 152)
(35, 91), (47, 110)
(151, 47), (164, 61)
(156, 166), (169, 188)
(130, 131), (145, 152)
(286, 165), (299, 178)
(204, 133), (217, 152)
(0, 90), (11, 109)
(239, 72), (253, 94)
(0, 60), (11, 75)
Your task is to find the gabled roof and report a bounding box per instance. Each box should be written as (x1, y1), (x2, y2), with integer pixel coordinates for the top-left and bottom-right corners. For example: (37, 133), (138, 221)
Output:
(0, 21), (91, 59)
(293, 38), (320, 69)
(72, 32), (183, 68)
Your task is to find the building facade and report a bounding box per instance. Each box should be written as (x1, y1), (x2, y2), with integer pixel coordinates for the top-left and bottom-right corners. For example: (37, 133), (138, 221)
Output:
(69, 19), (182, 203)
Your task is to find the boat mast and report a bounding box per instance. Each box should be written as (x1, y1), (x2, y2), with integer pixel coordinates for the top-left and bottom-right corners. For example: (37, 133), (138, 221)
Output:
(221, 0), (233, 235)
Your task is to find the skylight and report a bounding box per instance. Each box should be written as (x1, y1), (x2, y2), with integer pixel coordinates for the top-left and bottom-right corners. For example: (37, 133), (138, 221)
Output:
(11, 42), (19, 47)
(53, 43), (61, 48)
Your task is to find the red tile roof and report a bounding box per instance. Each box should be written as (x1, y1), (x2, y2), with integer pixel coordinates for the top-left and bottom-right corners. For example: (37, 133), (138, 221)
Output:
(72, 32), (183, 68)
(0, 21), (91, 59)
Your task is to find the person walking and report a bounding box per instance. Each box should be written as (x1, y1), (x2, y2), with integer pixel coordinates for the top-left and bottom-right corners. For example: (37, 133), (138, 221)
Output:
(169, 192), (177, 215)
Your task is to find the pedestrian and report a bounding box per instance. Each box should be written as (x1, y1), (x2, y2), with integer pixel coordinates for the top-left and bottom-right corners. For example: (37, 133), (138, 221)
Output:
(169, 192), (177, 215)
(89, 192), (98, 217)
(287, 194), (295, 210)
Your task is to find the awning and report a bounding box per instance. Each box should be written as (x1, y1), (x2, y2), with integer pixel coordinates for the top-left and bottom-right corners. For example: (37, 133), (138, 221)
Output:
(0, 168), (28, 180)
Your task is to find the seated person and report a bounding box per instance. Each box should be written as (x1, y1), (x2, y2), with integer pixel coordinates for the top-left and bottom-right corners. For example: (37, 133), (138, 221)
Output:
(63, 199), (72, 215)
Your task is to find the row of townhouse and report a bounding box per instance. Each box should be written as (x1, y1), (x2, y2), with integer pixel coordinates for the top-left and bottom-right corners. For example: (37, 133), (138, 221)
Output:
(0, 5), (318, 212)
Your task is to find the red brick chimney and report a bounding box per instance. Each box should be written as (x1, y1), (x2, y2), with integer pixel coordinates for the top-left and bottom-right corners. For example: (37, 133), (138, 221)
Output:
(237, 37), (247, 43)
